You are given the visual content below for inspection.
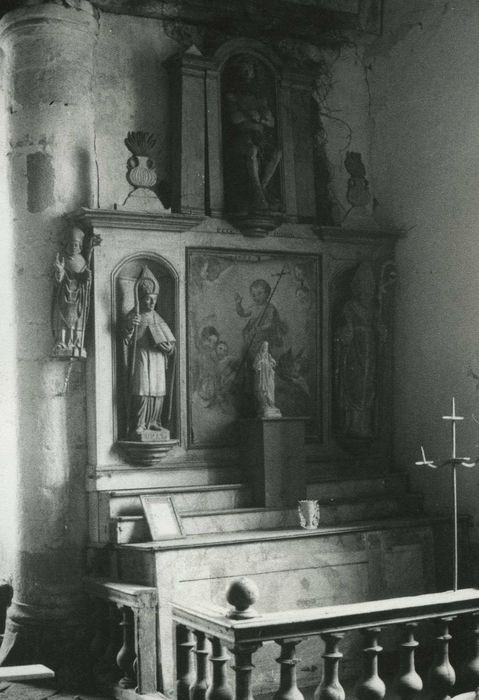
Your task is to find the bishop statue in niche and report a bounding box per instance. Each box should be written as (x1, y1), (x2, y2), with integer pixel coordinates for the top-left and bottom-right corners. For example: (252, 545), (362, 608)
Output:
(333, 262), (391, 443)
(222, 54), (282, 215)
(122, 266), (176, 441)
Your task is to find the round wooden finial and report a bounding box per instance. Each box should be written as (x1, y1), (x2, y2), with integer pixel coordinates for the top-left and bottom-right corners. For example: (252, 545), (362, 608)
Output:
(226, 577), (259, 619)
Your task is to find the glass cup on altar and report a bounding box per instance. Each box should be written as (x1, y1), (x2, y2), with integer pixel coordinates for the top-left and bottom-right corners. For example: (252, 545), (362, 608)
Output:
(298, 499), (320, 529)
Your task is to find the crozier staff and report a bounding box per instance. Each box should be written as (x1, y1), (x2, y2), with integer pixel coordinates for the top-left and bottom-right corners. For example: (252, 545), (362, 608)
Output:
(123, 266), (175, 439)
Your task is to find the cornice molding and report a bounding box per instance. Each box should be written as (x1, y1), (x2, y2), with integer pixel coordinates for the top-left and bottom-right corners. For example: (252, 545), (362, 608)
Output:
(68, 207), (205, 232)
(68, 208), (402, 242)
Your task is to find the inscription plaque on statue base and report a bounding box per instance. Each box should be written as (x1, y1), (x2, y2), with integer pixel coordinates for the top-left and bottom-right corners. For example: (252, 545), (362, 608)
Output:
(137, 427), (170, 442)
(240, 417), (307, 508)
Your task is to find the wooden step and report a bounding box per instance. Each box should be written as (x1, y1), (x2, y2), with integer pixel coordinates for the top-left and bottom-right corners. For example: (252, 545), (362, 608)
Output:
(306, 472), (408, 501)
(107, 483), (251, 517)
(112, 492), (424, 544)
(0, 665), (54, 681)
(113, 513), (468, 551)
(90, 474), (410, 543)
(90, 483), (252, 542)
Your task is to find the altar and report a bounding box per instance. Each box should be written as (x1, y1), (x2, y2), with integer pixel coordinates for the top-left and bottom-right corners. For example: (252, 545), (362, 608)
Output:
(78, 206), (469, 699)
(74, 30), (469, 700)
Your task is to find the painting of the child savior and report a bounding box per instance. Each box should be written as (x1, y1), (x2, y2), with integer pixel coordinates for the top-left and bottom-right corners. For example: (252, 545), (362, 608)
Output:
(187, 248), (320, 447)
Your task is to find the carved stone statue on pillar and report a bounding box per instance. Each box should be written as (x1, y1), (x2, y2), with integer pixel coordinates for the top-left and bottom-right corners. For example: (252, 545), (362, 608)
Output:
(51, 226), (93, 359)
(122, 266), (176, 442)
(253, 341), (281, 418)
(222, 54), (283, 235)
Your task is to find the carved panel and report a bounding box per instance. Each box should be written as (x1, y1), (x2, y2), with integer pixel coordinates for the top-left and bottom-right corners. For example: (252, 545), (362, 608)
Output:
(330, 259), (396, 454)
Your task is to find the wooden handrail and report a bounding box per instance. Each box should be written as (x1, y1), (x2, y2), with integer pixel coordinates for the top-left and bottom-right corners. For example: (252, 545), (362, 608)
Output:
(172, 588), (479, 646)
(84, 576), (157, 609)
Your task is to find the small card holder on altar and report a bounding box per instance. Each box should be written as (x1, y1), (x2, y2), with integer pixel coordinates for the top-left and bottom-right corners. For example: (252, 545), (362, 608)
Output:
(140, 495), (185, 541)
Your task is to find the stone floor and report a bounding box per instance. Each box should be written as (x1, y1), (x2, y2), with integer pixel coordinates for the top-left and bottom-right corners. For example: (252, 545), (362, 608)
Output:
(0, 680), (111, 700)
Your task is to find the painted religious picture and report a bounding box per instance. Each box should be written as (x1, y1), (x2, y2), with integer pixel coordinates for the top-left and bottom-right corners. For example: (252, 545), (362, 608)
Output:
(187, 249), (320, 447)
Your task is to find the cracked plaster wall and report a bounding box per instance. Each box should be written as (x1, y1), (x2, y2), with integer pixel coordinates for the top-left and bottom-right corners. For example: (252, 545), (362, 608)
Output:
(92, 12), (373, 219)
(369, 0), (479, 572)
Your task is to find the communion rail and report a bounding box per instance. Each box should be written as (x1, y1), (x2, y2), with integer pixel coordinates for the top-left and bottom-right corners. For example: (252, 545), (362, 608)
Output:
(172, 582), (479, 700)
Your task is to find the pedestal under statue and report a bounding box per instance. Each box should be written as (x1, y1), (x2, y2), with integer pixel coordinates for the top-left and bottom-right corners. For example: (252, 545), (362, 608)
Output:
(122, 266), (176, 442)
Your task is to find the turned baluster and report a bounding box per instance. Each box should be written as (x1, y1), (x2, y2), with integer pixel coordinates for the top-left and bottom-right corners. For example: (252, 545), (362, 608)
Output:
(206, 637), (233, 700)
(395, 622), (423, 700)
(177, 625), (196, 700)
(191, 631), (210, 700)
(460, 613), (479, 689)
(116, 605), (136, 689)
(226, 577), (261, 700)
(356, 627), (386, 700)
(428, 617), (456, 700)
(232, 643), (261, 700)
(273, 638), (304, 700)
(314, 632), (345, 700)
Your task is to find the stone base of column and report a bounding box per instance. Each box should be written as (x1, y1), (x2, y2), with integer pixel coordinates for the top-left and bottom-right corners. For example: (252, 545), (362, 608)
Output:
(0, 600), (94, 692)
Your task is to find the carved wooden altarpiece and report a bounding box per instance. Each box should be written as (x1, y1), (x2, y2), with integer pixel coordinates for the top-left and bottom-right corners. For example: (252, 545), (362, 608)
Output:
(75, 207), (408, 699)
(72, 207), (398, 492)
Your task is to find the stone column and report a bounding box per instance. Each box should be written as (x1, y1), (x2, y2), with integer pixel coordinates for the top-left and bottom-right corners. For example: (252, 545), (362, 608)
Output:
(0, 1), (98, 686)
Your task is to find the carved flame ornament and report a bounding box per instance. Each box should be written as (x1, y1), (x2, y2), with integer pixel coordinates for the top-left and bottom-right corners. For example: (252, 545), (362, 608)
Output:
(125, 131), (158, 190)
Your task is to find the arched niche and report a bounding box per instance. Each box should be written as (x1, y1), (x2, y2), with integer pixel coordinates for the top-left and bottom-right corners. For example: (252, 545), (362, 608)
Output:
(112, 254), (179, 444)
(220, 51), (283, 223)
(330, 260), (394, 454)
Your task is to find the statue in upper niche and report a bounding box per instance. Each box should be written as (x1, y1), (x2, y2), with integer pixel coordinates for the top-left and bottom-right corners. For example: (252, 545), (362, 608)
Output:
(52, 226), (92, 359)
(222, 54), (282, 214)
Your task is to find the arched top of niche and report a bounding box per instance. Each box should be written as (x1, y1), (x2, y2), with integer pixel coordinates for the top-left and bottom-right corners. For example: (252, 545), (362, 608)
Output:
(111, 251), (179, 288)
(214, 38), (282, 77)
(112, 252), (178, 328)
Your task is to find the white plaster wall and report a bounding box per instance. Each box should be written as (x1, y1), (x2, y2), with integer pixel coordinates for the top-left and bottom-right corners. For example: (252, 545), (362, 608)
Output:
(93, 13), (178, 209)
(369, 1), (479, 568)
(321, 42), (374, 222)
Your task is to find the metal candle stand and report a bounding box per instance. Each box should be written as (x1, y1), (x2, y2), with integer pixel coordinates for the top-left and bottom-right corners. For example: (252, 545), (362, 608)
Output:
(415, 397), (476, 591)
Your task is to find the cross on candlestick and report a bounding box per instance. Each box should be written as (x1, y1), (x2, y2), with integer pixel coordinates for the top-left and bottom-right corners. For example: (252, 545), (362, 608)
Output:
(415, 397), (476, 591)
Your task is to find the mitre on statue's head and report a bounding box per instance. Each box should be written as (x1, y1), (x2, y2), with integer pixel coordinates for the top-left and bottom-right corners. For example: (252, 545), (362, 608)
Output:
(137, 266), (160, 298)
